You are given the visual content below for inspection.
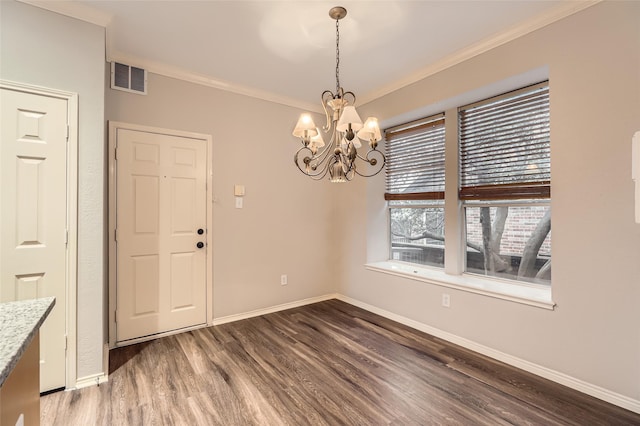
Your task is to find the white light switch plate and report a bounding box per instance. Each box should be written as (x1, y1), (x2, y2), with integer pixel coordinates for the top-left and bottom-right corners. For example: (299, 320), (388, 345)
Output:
(235, 197), (243, 208)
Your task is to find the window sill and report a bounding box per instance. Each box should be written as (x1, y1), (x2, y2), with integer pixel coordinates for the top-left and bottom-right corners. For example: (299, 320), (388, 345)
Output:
(365, 261), (555, 310)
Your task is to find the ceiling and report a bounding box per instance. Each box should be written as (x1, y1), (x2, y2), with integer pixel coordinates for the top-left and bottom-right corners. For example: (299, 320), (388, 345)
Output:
(23, 0), (596, 112)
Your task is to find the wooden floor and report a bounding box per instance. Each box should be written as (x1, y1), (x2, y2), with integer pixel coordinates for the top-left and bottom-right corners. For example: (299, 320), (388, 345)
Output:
(41, 299), (640, 425)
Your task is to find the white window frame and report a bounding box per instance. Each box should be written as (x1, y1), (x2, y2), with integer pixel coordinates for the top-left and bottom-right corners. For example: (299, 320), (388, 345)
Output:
(385, 113), (447, 270)
(371, 88), (554, 310)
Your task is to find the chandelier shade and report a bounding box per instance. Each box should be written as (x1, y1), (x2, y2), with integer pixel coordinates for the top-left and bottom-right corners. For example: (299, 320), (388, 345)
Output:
(336, 106), (363, 134)
(357, 117), (382, 146)
(292, 113), (318, 139)
(292, 6), (385, 182)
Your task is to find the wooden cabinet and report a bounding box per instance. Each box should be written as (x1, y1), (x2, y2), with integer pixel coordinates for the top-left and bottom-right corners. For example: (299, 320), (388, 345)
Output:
(0, 332), (40, 426)
(0, 298), (55, 426)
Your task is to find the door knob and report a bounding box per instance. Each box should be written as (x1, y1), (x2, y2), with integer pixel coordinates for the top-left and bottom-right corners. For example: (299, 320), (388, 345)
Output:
(197, 228), (204, 235)
(197, 242), (204, 249)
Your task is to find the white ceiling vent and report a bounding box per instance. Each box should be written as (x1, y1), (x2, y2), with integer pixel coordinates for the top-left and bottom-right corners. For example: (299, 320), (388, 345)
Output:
(111, 62), (147, 95)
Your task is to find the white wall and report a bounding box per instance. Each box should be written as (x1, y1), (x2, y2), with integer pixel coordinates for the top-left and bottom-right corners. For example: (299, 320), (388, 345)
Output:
(106, 73), (337, 320)
(0, 1), (106, 379)
(339, 1), (640, 404)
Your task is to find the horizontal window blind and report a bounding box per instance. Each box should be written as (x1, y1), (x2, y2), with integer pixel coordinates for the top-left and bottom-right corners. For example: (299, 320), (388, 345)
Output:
(385, 113), (445, 200)
(459, 82), (550, 201)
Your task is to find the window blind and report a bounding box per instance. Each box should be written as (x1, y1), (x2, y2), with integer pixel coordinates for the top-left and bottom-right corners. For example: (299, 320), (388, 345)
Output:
(384, 113), (445, 200)
(459, 82), (550, 201)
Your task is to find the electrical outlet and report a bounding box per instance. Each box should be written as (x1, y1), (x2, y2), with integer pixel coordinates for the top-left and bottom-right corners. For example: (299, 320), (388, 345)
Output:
(280, 274), (288, 286)
(442, 293), (451, 308)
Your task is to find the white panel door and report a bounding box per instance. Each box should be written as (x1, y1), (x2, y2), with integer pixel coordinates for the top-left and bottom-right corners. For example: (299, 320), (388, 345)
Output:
(116, 129), (207, 342)
(0, 87), (68, 392)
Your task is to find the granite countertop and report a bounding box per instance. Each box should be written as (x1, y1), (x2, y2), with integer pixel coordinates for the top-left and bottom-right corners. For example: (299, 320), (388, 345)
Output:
(0, 297), (55, 387)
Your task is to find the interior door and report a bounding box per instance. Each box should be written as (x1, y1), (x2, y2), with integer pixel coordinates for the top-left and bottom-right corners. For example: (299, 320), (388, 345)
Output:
(0, 86), (68, 392)
(116, 128), (207, 343)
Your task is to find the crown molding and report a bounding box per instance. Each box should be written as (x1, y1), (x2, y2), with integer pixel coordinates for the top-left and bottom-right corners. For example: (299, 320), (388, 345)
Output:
(17, 0), (320, 111)
(358, 0), (601, 105)
(19, 0), (599, 110)
(17, 0), (112, 27)
(106, 51), (322, 113)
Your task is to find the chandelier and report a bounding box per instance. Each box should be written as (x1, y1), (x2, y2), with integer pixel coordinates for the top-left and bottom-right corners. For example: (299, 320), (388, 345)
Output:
(292, 6), (385, 183)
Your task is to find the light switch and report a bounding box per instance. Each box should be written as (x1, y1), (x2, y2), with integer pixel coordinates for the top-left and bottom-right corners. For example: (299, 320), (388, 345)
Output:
(235, 197), (243, 209)
(234, 185), (245, 197)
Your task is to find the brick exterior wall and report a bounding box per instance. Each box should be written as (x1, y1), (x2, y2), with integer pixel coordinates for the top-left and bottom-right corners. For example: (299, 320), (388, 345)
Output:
(466, 206), (551, 256)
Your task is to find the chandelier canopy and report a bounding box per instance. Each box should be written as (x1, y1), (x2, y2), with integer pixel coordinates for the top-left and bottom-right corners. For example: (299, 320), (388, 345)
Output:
(292, 6), (385, 183)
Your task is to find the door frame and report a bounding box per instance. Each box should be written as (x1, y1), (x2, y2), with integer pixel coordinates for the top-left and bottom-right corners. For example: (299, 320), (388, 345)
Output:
(0, 80), (78, 390)
(108, 121), (214, 348)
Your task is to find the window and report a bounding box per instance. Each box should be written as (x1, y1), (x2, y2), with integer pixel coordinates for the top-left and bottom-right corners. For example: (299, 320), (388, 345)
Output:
(459, 82), (550, 284)
(383, 81), (551, 289)
(385, 114), (445, 268)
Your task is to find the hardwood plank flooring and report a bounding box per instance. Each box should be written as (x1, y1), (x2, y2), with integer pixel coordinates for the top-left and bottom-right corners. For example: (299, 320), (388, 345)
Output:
(40, 299), (640, 425)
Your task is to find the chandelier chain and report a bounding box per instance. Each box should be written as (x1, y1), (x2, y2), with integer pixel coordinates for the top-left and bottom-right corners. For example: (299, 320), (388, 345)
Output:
(335, 18), (340, 95)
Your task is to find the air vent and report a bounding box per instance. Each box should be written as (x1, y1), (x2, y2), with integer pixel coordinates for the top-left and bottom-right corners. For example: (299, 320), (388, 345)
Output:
(110, 62), (147, 95)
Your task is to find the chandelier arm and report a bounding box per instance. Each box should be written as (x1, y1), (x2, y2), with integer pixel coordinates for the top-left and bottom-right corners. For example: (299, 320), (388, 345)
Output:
(306, 165), (331, 180)
(321, 90), (335, 131)
(312, 128), (337, 162)
(311, 141), (335, 167)
(342, 91), (356, 106)
(328, 127), (338, 147)
(293, 146), (334, 178)
(353, 150), (387, 178)
(354, 151), (371, 163)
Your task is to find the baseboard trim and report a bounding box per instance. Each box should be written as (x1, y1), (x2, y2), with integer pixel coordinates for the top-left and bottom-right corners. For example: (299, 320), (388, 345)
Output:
(335, 294), (640, 415)
(73, 372), (107, 390)
(212, 293), (339, 326)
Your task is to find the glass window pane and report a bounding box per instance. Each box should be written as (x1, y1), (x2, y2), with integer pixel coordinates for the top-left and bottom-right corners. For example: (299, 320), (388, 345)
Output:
(464, 205), (551, 285)
(390, 207), (445, 268)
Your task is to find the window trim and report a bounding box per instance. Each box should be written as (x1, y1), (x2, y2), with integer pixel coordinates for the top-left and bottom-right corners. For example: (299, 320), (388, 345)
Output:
(379, 82), (553, 308)
(458, 81), (551, 284)
(365, 260), (555, 310)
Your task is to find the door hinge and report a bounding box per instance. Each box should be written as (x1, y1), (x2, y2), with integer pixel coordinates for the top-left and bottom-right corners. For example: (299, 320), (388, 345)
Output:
(114, 147), (118, 160)
(65, 229), (69, 246)
(66, 124), (70, 141)
(114, 229), (118, 242)
(114, 310), (117, 323)
(64, 335), (68, 351)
